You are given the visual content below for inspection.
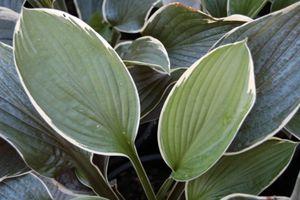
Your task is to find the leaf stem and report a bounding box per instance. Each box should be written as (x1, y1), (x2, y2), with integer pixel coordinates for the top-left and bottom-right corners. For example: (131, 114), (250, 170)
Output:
(167, 181), (185, 200)
(129, 146), (157, 200)
(156, 176), (175, 200)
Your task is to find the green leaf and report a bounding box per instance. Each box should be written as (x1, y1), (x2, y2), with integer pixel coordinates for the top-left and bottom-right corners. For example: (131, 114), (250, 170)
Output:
(291, 171), (300, 200)
(74, 0), (120, 46)
(14, 9), (140, 156)
(53, 0), (68, 11)
(143, 3), (250, 68)
(221, 194), (289, 200)
(0, 173), (52, 200)
(0, 7), (18, 45)
(286, 110), (300, 139)
(129, 66), (185, 118)
(103, 0), (159, 33)
(116, 36), (170, 74)
(162, 0), (201, 9)
(0, 0), (24, 12)
(158, 40), (256, 181)
(27, 0), (54, 8)
(227, 0), (268, 18)
(201, 0), (228, 17)
(0, 139), (29, 181)
(0, 42), (116, 199)
(214, 2), (300, 152)
(271, 0), (299, 12)
(72, 197), (108, 200)
(186, 139), (298, 200)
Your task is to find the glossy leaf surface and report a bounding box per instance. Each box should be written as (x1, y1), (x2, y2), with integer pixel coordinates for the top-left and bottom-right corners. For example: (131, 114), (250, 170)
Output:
(215, 3), (300, 152)
(159, 41), (256, 180)
(186, 139), (297, 200)
(143, 3), (250, 68)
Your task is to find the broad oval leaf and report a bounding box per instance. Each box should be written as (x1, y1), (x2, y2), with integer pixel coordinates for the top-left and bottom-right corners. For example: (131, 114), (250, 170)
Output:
(14, 8), (140, 156)
(0, 7), (18, 45)
(158, 40), (256, 181)
(143, 3), (250, 68)
(286, 110), (300, 139)
(222, 194), (289, 200)
(162, 0), (200, 9)
(271, 0), (299, 12)
(0, 173), (52, 200)
(186, 139), (298, 200)
(0, 0), (24, 12)
(116, 36), (170, 74)
(0, 43), (116, 198)
(214, 2), (300, 152)
(0, 139), (29, 181)
(103, 0), (159, 33)
(201, 0), (227, 17)
(227, 0), (268, 18)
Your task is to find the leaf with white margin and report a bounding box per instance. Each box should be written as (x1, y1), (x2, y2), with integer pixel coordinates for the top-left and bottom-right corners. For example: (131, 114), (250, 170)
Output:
(271, 0), (299, 12)
(221, 194), (289, 200)
(143, 3), (251, 68)
(227, 0), (268, 18)
(158, 40), (256, 181)
(116, 36), (170, 74)
(0, 42), (117, 199)
(214, 2), (300, 153)
(286, 110), (300, 139)
(0, 139), (29, 181)
(162, 0), (200, 9)
(14, 8), (140, 156)
(186, 139), (298, 200)
(0, 7), (18, 45)
(103, 0), (159, 33)
(0, 0), (24, 12)
(0, 173), (53, 200)
(201, 0), (227, 17)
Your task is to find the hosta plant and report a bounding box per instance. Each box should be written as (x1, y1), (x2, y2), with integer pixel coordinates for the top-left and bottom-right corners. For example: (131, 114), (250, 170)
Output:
(0, 0), (299, 200)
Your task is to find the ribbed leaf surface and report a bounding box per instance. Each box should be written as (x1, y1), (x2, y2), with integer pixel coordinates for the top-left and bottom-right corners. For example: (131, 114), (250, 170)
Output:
(158, 40), (256, 180)
(228, 0), (268, 18)
(214, 3), (300, 152)
(201, 0), (227, 17)
(14, 8), (140, 156)
(103, 0), (158, 33)
(143, 3), (250, 68)
(0, 7), (18, 45)
(186, 139), (297, 200)
(162, 0), (200, 9)
(271, 0), (299, 11)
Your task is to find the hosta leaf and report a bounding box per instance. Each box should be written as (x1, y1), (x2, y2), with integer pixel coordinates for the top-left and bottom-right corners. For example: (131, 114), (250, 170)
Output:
(214, 3), (300, 152)
(116, 36), (170, 74)
(0, 173), (52, 200)
(129, 66), (185, 118)
(0, 7), (18, 45)
(227, 0), (268, 18)
(14, 9), (140, 156)
(27, 0), (54, 8)
(222, 194), (289, 200)
(74, 0), (103, 22)
(286, 110), (300, 139)
(0, 0), (24, 12)
(201, 0), (227, 17)
(0, 139), (29, 181)
(143, 3), (250, 68)
(291, 171), (300, 200)
(162, 0), (200, 9)
(271, 0), (299, 12)
(103, 0), (159, 33)
(72, 197), (108, 200)
(0, 43), (116, 198)
(53, 0), (67, 11)
(186, 139), (297, 200)
(158, 40), (256, 181)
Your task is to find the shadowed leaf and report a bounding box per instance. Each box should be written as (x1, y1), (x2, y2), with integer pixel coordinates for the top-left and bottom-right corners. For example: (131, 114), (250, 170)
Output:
(201, 0), (227, 17)
(228, 0), (268, 18)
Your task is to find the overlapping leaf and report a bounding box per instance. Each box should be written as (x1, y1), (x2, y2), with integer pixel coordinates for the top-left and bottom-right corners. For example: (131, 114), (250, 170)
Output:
(0, 42), (116, 198)
(14, 9), (140, 156)
(158, 40), (256, 181)
(201, 0), (227, 17)
(214, 3), (300, 152)
(103, 0), (159, 33)
(143, 3), (250, 68)
(0, 139), (29, 181)
(271, 0), (299, 11)
(227, 0), (268, 18)
(222, 194), (289, 200)
(162, 0), (200, 9)
(116, 36), (170, 73)
(27, 0), (54, 8)
(0, 0), (24, 12)
(72, 197), (108, 200)
(186, 139), (297, 200)
(286, 110), (300, 139)
(291, 171), (300, 200)
(0, 173), (52, 200)
(0, 7), (18, 45)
